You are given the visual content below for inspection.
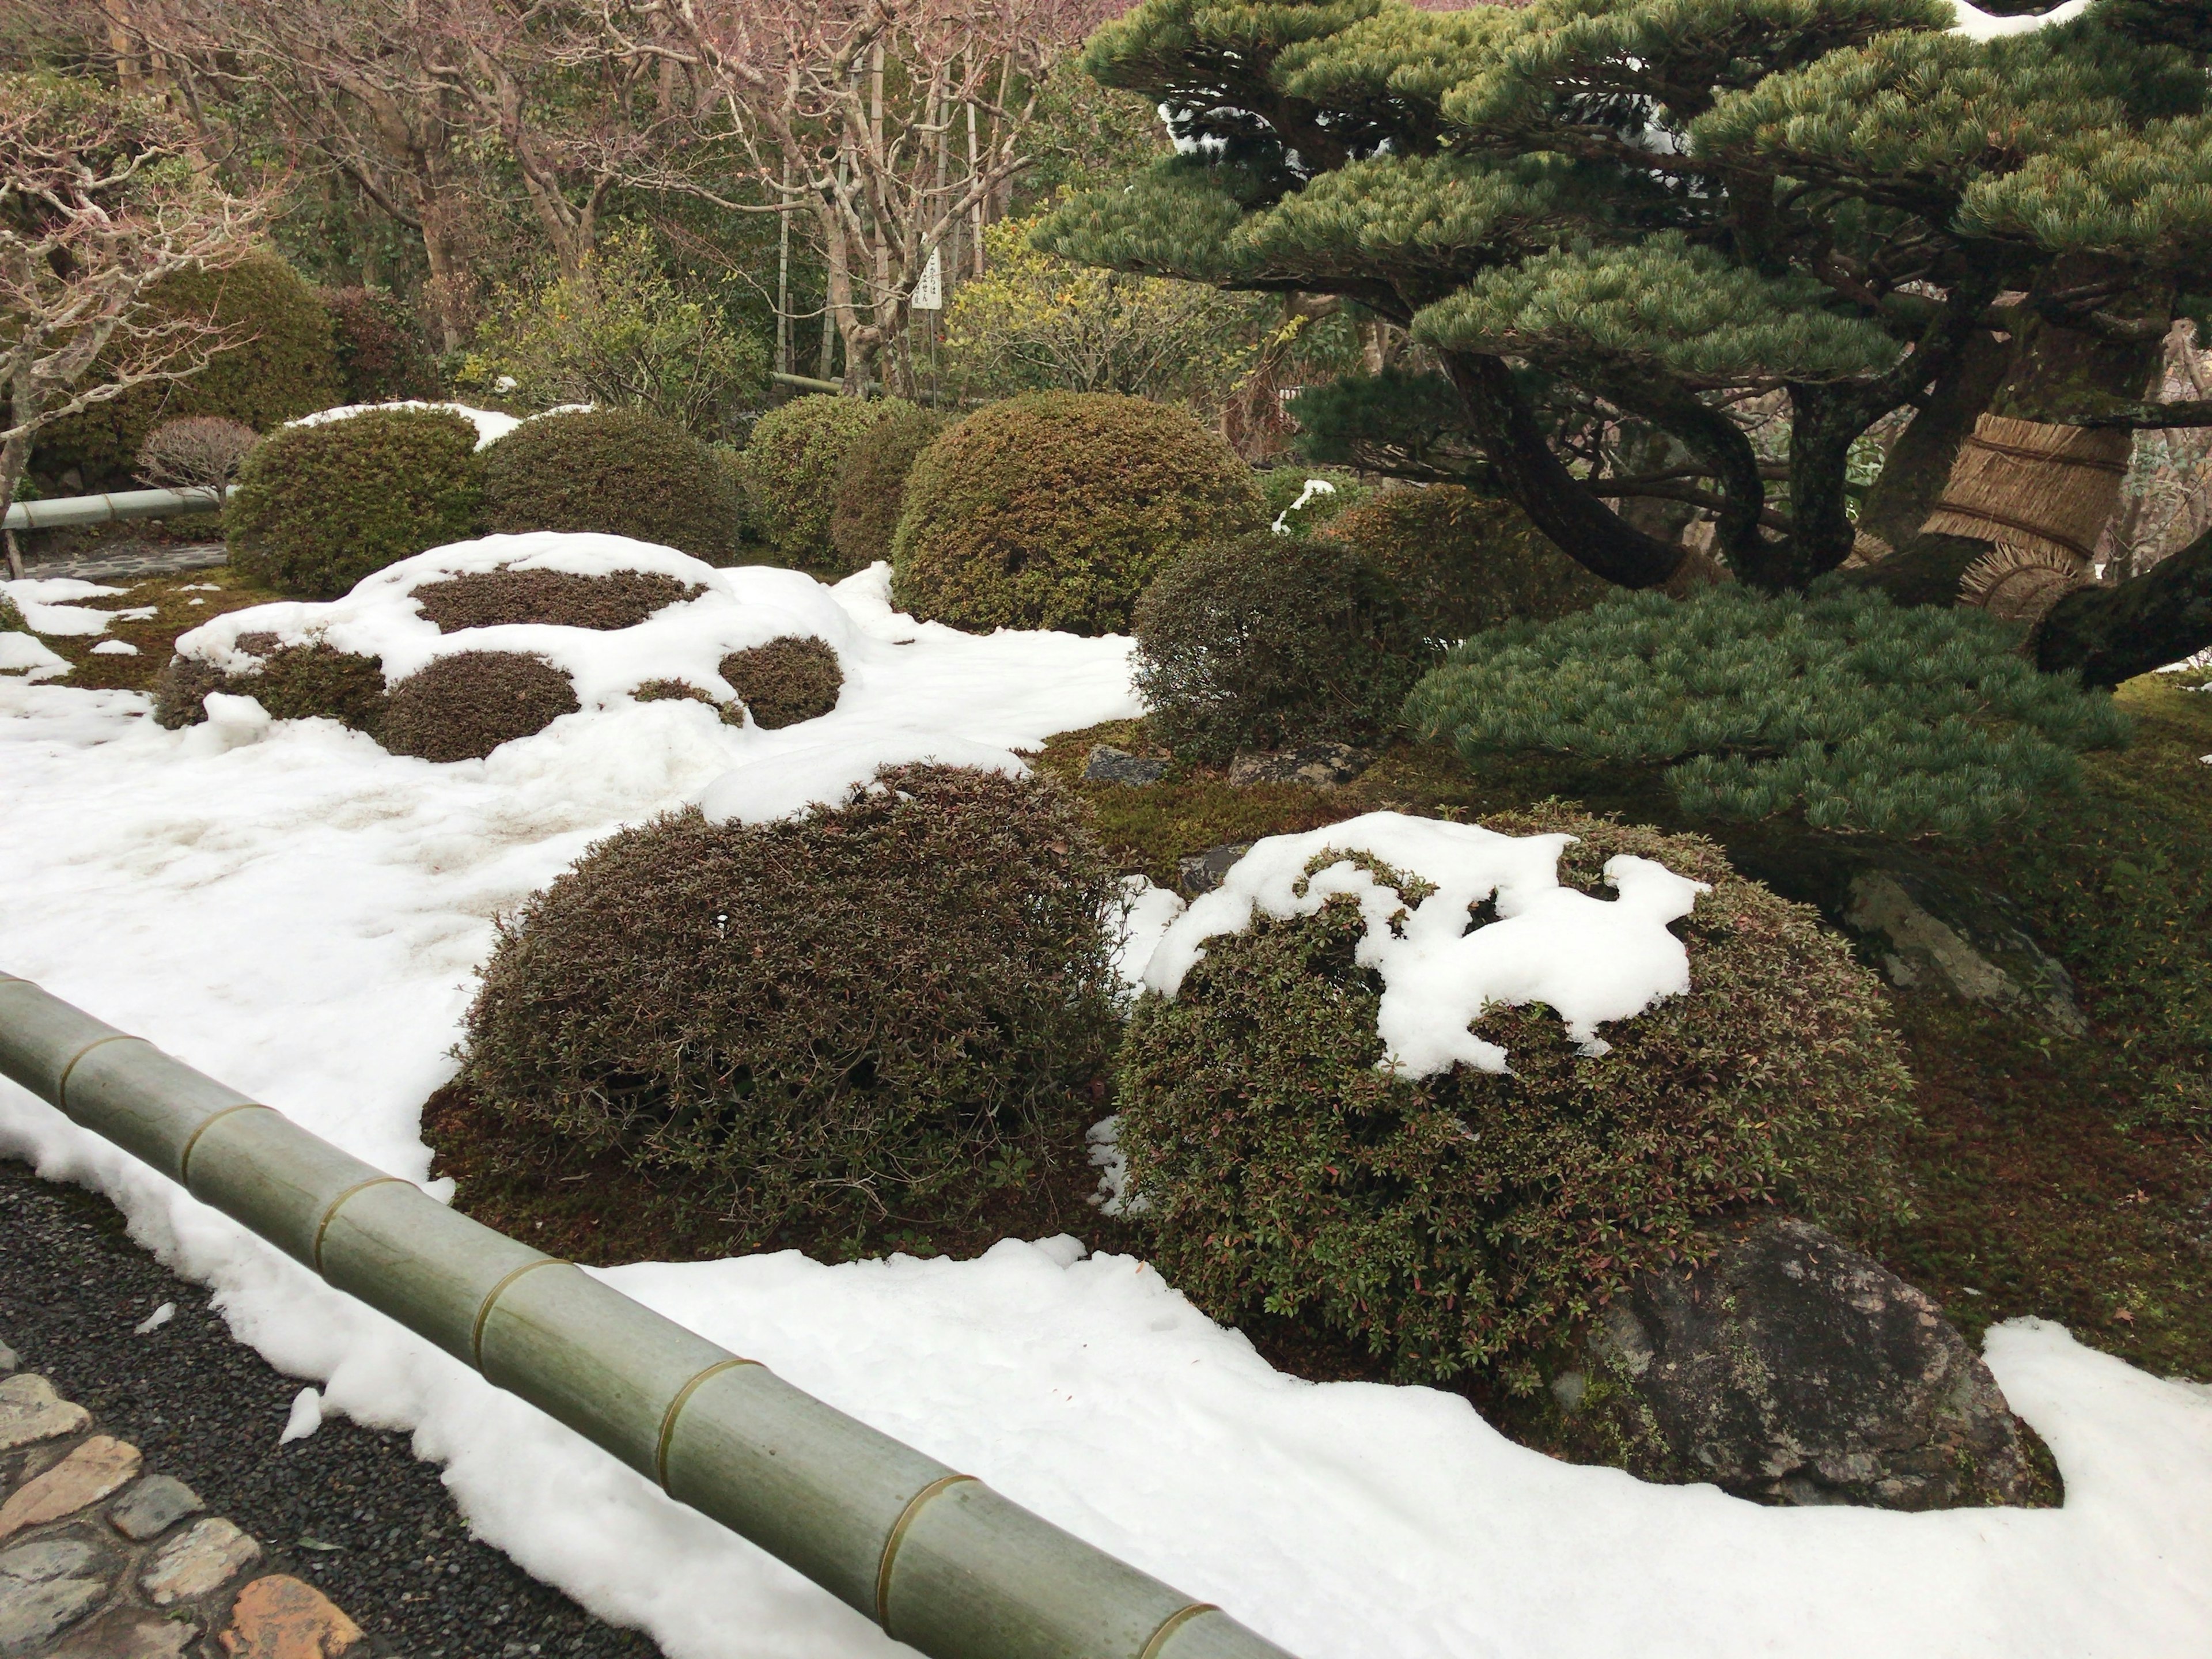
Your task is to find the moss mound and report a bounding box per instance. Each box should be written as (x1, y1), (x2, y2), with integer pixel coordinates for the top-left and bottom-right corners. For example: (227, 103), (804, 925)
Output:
(1318, 486), (1610, 641)
(380, 650), (579, 762)
(1116, 805), (1916, 1388)
(742, 395), (908, 571)
(412, 567), (701, 632)
(719, 635), (842, 729)
(828, 403), (944, 573)
(226, 408), (485, 599)
(1132, 531), (1433, 763)
(460, 764), (1120, 1235)
(891, 393), (1267, 635)
(35, 253), (343, 487)
(482, 408), (740, 564)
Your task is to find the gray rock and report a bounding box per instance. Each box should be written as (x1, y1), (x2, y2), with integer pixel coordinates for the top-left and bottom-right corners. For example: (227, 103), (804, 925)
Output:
(1576, 1217), (2036, 1510)
(106, 1479), (203, 1544)
(0, 1340), (16, 1374)
(48, 1609), (196, 1659)
(1842, 867), (2086, 1034)
(1226, 742), (1374, 787)
(1176, 842), (1255, 898)
(0, 1575), (107, 1657)
(1, 1538), (101, 1587)
(138, 1518), (258, 1605)
(0, 1375), (91, 1452)
(1084, 745), (1169, 786)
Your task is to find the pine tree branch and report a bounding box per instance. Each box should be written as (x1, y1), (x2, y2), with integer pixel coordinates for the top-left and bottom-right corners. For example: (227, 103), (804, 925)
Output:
(2049, 400), (2212, 430)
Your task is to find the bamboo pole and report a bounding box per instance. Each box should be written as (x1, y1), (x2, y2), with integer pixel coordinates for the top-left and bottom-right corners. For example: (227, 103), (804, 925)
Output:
(0, 972), (1298, 1659)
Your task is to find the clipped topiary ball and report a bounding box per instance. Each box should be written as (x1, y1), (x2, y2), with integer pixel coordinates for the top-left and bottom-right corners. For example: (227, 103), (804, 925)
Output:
(1319, 485), (1609, 641)
(719, 635), (842, 729)
(741, 394), (909, 571)
(1117, 806), (1916, 1388)
(1256, 467), (1371, 539)
(410, 566), (701, 632)
(226, 408), (485, 599)
(482, 408), (740, 565)
(322, 286), (441, 404)
(380, 650), (579, 762)
(1132, 531), (1434, 763)
(891, 392), (1267, 636)
(828, 402), (944, 573)
(461, 764), (1121, 1235)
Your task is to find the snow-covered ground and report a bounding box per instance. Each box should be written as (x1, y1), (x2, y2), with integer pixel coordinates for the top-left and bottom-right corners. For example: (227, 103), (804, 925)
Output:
(4, 546), (2211, 1658)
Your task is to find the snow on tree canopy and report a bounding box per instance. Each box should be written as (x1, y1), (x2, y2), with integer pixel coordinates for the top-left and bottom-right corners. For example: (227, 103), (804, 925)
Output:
(1141, 812), (1710, 1077)
(286, 400), (589, 451)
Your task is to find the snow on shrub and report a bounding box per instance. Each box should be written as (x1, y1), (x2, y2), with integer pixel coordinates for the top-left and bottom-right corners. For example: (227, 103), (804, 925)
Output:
(719, 635), (842, 729)
(482, 407), (741, 565)
(460, 764), (1122, 1236)
(891, 392), (1266, 637)
(1118, 805), (1915, 1388)
(1132, 530), (1433, 763)
(225, 407), (486, 598)
(163, 532), (858, 757)
(1405, 584), (2133, 839)
(741, 394), (909, 572)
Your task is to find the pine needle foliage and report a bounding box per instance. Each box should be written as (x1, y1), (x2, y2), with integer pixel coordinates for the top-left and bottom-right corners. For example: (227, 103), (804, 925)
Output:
(1404, 586), (2131, 839)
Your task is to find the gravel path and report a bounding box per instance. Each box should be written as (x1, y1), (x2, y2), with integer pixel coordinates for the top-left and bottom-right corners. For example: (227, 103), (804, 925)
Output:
(15, 543), (228, 583)
(0, 1158), (665, 1659)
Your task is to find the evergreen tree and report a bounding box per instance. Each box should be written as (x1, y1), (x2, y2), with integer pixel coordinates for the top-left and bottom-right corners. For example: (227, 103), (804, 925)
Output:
(1036, 0), (2212, 679)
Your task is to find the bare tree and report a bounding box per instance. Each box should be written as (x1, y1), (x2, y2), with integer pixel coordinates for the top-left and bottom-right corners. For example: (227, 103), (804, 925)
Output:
(0, 71), (270, 577)
(599, 0), (1124, 395)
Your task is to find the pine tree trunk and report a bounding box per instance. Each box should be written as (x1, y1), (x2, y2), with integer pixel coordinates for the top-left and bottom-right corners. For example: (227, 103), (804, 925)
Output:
(1856, 329), (2013, 551)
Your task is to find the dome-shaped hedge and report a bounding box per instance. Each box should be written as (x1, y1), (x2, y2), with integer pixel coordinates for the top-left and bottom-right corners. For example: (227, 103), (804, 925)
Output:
(323, 286), (442, 404)
(828, 402), (944, 573)
(380, 650), (579, 762)
(741, 394), (909, 572)
(482, 408), (740, 563)
(226, 408), (485, 598)
(1116, 806), (1916, 1388)
(1318, 485), (1609, 641)
(891, 393), (1267, 636)
(719, 635), (842, 728)
(461, 765), (1120, 1236)
(35, 253), (343, 487)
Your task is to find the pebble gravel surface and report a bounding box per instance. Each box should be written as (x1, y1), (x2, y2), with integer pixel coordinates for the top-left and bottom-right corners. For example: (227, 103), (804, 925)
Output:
(0, 1159), (665, 1659)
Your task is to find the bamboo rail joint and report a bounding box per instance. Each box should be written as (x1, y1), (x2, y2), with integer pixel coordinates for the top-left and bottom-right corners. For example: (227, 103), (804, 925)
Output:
(0, 972), (1298, 1659)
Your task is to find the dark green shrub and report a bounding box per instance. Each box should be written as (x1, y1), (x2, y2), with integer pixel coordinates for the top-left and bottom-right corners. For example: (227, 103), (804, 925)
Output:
(323, 287), (441, 403)
(719, 635), (842, 729)
(1256, 467), (1371, 538)
(828, 403), (944, 572)
(380, 650), (578, 762)
(226, 408), (485, 599)
(411, 567), (700, 632)
(892, 392), (1266, 636)
(1132, 532), (1433, 763)
(741, 395), (907, 571)
(36, 253), (343, 487)
(460, 765), (1121, 1235)
(482, 408), (740, 564)
(1404, 585), (2134, 840)
(154, 639), (387, 732)
(1319, 485), (1608, 639)
(0, 594), (26, 635)
(1117, 806), (1916, 1388)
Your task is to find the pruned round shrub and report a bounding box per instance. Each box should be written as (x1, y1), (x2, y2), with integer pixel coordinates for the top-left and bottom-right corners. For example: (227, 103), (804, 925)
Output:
(154, 640), (387, 732)
(460, 764), (1121, 1234)
(719, 635), (842, 729)
(380, 650), (578, 762)
(136, 416), (257, 490)
(741, 394), (907, 571)
(225, 407), (485, 599)
(36, 253), (343, 487)
(1116, 807), (1916, 1388)
(1257, 467), (1371, 538)
(481, 408), (740, 565)
(323, 286), (442, 404)
(1404, 584), (2134, 839)
(1132, 532), (1432, 763)
(828, 402), (944, 573)
(892, 392), (1266, 636)
(411, 567), (700, 632)
(1319, 485), (1609, 640)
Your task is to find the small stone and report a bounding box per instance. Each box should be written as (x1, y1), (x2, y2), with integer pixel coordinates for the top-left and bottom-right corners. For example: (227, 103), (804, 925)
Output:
(1084, 745), (1168, 786)
(0, 1376), (91, 1452)
(1, 1538), (100, 1586)
(108, 1479), (204, 1543)
(0, 1340), (17, 1374)
(51, 1609), (197, 1659)
(1176, 841), (1256, 898)
(141, 1520), (260, 1606)
(0, 1574), (107, 1656)
(0, 1440), (142, 1543)
(219, 1576), (362, 1659)
(1225, 741), (1374, 788)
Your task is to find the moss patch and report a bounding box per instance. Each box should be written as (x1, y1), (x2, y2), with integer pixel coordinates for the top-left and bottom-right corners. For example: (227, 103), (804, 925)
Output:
(16, 567), (289, 696)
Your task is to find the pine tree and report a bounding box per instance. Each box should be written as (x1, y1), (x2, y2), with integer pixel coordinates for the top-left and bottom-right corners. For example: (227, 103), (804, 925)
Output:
(1036, 0), (2212, 679)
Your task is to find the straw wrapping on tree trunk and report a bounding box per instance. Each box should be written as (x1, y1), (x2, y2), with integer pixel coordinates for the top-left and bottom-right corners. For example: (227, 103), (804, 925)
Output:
(1921, 414), (2130, 565)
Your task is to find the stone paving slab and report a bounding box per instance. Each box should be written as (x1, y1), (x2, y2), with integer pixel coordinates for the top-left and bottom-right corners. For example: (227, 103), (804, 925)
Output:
(13, 546), (228, 585)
